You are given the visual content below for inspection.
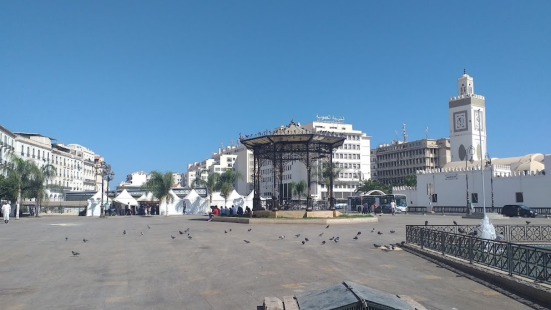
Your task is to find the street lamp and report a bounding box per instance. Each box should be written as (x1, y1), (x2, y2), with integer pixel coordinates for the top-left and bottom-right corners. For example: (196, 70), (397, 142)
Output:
(98, 162), (115, 217)
(465, 145), (475, 215)
(485, 153), (495, 213)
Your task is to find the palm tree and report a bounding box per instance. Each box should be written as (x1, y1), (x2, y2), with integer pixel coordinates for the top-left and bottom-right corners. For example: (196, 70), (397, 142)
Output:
(26, 163), (57, 216)
(215, 169), (243, 207)
(294, 180), (307, 203)
(311, 160), (342, 191)
(196, 173), (220, 207)
(0, 153), (35, 219)
(142, 171), (174, 216)
(287, 182), (296, 200)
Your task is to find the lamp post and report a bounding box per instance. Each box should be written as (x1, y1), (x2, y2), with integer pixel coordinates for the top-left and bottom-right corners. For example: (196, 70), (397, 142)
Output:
(485, 153), (494, 213)
(465, 145), (475, 215)
(477, 108), (487, 215)
(98, 162), (115, 217)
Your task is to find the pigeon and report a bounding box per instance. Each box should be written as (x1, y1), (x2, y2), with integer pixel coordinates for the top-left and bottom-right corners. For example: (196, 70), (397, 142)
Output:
(123, 230), (126, 235)
(322, 241), (326, 245)
(468, 231), (478, 236)
(248, 228), (252, 232)
(334, 237), (340, 243)
(374, 244), (382, 248)
(305, 238), (309, 242)
(83, 238), (88, 243)
(495, 234), (505, 241)
(425, 221), (428, 226)
(243, 240), (250, 243)
(326, 225), (330, 229)
(65, 237), (68, 241)
(229, 229), (232, 232)
(302, 241), (306, 245)
(526, 221), (531, 225)
(382, 248), (391, 252)
(371, 228), (375, 231)
(188, 236), (192, 240)
(319, 233), (324, 237)
(179, 230), (184, 235)
(279, 235), (285, 239)
(390, 230), (395, 234)
(353, 236), (358, 240)
(171, 235), (176, 239)
(295, 234), (301, 238)
(147, 225), (151, 229)
(225, 230), (228, 234)
(71, 251), (80, 256)
(458, 227), (467, 234)
(453, 221), (458, 225)
(329, 236), (334, 241)
(401, 241), (406, 246)
(357, 232), (361, 235)
(378, 231), (383, 235)
(141, 232), (144, 235)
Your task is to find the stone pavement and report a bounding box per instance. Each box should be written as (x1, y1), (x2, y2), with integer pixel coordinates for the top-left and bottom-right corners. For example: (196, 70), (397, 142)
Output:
(0, 213), (546, 310)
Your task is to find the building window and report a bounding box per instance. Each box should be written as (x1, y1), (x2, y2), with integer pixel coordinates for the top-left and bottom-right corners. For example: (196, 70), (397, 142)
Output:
(515, 192), (524, 203)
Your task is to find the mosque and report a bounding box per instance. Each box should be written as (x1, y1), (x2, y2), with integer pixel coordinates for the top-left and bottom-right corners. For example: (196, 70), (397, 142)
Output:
(393, 72), (548, 211)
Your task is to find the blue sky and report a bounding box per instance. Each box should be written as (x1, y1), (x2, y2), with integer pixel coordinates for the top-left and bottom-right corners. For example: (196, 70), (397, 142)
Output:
(1, 1), (550, 186)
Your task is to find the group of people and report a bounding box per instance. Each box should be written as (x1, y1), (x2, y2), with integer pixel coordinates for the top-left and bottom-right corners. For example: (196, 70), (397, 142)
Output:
(360, 201), (376, 214)
(208, 205), (251, 220)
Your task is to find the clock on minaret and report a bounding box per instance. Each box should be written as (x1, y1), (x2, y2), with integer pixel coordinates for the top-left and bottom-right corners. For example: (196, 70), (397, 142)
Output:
(453, 111), (468, 132)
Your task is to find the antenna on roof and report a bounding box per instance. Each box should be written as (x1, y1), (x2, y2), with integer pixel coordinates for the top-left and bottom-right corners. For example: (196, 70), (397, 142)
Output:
(425, 127), (429, 140)
(402, 124), (408, 142)
(464, 68), (466, 74)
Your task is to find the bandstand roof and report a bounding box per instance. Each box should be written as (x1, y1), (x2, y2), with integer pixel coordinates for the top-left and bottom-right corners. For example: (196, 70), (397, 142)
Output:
(240, 120), (346, 158)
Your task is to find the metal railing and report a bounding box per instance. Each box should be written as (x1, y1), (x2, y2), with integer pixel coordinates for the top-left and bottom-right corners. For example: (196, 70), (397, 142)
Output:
(406, 225), (551, 284)
(409, 224), (551, 243)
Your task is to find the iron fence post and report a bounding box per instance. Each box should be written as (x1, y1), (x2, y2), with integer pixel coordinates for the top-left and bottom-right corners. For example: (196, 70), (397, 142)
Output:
(469, 236), (474, 264)
(441, 231), (446, 255)
(507, 242), (513, 277)
(542, 249), (549, 283)
(421, 228), (425, 249)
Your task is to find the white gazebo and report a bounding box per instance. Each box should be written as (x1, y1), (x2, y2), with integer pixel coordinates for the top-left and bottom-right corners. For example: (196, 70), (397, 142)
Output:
(183, 189), (209, 214)
(86, 190), (112, 216)
(159, 189), (184, 216)
(137, 192), (157, 202)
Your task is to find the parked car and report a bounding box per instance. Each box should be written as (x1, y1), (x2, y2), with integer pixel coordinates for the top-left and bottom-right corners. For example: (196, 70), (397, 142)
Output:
(501, 204), (537, 218)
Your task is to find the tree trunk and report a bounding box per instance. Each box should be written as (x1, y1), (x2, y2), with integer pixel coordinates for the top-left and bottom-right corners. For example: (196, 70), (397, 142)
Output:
(16, 186), (21, 219)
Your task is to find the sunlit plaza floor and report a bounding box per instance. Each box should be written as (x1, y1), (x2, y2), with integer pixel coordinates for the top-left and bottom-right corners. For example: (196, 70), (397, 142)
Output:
(1, 213), (547, 310)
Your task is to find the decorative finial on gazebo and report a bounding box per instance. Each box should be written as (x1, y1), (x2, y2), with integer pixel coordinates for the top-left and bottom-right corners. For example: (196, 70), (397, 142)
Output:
(464, 68), (466, 75)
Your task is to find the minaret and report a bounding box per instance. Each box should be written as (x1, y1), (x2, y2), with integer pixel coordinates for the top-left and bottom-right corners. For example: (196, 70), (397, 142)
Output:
(448, 70), (487, 162)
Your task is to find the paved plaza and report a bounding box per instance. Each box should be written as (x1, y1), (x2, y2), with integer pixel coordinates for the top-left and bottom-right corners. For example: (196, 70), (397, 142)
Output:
(0, 213), (548, 310)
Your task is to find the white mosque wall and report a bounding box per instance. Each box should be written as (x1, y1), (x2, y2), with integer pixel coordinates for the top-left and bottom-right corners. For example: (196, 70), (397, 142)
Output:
(394, 155), (550, 210)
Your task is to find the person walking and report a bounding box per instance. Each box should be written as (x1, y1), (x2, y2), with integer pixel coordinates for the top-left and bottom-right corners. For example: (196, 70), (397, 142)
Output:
(2, 201), (11, 224)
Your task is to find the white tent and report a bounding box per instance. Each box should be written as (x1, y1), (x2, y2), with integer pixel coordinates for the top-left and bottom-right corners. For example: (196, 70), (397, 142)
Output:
(159, 189), (184, 216)
(243, 190), (265, 210)
(229, 190), (244, 208)
(114, 189), (139, 206)
(137, 192), (158, 202)
(183, 189), (209, 214)
(86, 190), (112, 216)
(210, 192), (226, 207)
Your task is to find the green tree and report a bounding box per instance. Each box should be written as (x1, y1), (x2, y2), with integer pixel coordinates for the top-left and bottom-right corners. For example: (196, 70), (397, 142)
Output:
(196, 172), (220, 207)
(404, 174), (417, 187)
(355, 179), (392, 195)
(287, 182), (296, 200)
(142, 171), (174, 216)
(294, 180), (307, 202)
(311, 160), (342, 191)
(215, 169), (243, 207)
(26, 163), (57, 216)
(0, 153), (36, 219)
(0, 174), (18, 202)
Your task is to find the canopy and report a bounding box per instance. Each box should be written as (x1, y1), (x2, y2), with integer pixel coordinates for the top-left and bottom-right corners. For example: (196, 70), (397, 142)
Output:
(114, 189), (139, 206)
(210, 192), (226, 207)
(137, 192), (158, 202)
(183, 189), (209, 214)
(86, 190), (112, 216)
(159, 189), (184, 216)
